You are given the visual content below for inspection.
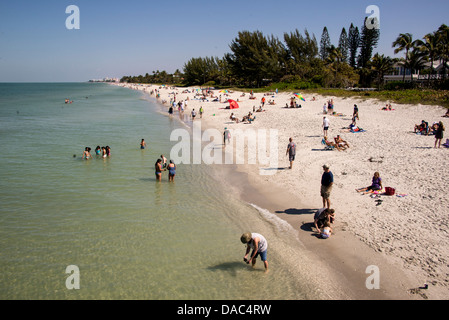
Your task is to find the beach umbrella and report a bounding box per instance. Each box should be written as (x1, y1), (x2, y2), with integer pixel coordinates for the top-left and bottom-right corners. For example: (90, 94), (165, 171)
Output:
(228, 99), (239, 109)
(294, 93), (306, 101)
(220, 90), (229, 94)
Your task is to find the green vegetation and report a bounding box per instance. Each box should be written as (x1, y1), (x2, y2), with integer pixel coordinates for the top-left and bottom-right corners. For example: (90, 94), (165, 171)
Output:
(121, 23), (449, 107)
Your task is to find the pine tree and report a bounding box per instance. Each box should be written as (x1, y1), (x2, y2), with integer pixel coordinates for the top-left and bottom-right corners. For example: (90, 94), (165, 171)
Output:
(358, 18), (380, 69)
(338, 28), (349, 64)
(320, 27), (331, 61)
(348, 23), (360, 68)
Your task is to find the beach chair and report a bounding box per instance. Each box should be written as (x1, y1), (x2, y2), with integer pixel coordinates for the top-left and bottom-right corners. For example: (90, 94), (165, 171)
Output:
(321, 138), (335, 151)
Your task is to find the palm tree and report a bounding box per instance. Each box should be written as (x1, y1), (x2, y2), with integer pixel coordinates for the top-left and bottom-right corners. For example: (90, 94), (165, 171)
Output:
(416, 32), (439, 85)
(399, 48), (427, 84)
(371, 53), (395, 88)
(436, 24), (449, 81)
(392, 33), (419, 82)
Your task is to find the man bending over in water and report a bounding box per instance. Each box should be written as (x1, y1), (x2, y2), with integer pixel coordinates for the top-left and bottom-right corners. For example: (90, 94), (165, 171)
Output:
(241, 232), (269, 272)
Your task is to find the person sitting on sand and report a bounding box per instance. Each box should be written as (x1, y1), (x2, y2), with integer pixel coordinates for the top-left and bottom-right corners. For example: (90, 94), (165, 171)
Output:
(334, 135), (350, 150)
(414, 120), (429, 135)
(323, 136), (342, 151)
(230, 113), (239, 123)
(342, 123), (364, 132)
(356, 172), (383, 194)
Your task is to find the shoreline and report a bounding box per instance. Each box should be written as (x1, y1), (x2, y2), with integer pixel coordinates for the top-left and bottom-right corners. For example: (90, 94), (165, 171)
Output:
(117, 83), (448, 300)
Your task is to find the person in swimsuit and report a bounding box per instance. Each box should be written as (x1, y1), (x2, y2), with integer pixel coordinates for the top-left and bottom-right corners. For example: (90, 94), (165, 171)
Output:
(140, 139), (147, 149)
(334, 135), (350, 150)
(95, 146), (101, 156)
(167, 160), (176, 182)
(155, 159), (166, 181)
(82, 147), (92, 160)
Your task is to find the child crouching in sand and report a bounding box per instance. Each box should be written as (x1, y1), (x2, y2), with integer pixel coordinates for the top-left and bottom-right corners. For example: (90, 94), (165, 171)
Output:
(320, 221), (332, 239)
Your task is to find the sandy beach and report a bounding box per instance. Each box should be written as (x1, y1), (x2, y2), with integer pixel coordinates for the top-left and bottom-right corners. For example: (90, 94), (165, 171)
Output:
(119, 83), (449, 300)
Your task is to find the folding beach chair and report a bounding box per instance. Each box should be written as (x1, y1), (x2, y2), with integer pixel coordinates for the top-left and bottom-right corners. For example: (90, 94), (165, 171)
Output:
(321, 138), (335, 151)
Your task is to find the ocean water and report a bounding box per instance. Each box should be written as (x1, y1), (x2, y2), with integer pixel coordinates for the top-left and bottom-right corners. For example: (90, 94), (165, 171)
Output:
(0, 83), (325, 300)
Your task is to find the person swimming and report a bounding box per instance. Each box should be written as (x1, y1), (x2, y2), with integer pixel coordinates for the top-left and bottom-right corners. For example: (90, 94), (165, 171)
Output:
(82, 147), (92, 160)
(140, 139), (147, 149)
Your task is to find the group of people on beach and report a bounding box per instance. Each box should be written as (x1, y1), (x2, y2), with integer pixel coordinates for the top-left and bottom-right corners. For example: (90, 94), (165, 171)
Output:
(82, 145), (111, 159)
(414, 120), (446, 148)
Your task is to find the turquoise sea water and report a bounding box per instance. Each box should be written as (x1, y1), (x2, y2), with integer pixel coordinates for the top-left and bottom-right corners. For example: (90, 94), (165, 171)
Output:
(0, 83), (324, 300)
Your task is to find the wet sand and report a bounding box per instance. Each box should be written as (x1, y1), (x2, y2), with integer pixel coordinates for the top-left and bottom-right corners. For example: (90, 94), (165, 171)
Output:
(214, 161), (421, 300)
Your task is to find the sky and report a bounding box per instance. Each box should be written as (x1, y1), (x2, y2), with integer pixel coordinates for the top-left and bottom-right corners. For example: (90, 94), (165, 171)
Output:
(0, 0), (448, 82)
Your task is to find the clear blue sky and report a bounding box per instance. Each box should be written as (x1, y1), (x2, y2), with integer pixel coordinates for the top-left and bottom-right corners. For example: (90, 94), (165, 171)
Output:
(0, 0), (448, 82)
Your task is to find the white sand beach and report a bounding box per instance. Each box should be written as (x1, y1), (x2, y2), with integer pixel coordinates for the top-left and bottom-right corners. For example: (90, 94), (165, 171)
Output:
(119, 83), (449, 300)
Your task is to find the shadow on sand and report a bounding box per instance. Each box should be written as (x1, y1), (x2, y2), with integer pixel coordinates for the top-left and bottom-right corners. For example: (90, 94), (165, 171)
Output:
(275, 208), (315, 216)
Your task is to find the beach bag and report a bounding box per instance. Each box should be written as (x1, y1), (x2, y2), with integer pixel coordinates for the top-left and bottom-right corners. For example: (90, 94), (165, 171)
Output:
(385, 187), (395, 196)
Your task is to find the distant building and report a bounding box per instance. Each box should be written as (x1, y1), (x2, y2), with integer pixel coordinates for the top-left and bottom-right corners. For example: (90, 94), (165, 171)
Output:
(384, 59), (449, 83)
(88, 77), (119, 83)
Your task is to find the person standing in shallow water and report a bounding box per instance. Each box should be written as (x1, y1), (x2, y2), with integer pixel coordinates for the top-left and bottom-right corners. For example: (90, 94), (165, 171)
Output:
(241, 232), (269, 272)
(140, 139), (147, 149)
(155, 159), (166, 181)
(167, 160), (176, 182)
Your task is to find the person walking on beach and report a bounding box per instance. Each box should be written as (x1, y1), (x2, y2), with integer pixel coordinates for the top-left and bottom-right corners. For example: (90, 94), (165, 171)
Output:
(321, 164), (333, 210)
(199, 106), (204, 118)
(286, 138), (296, 169)
(434, 121), (445, 148)
(241, 232), (268, 272)
(323, 116), (330, 137)
(223, 128), (231, 147)
(191, 108), (196, 120)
